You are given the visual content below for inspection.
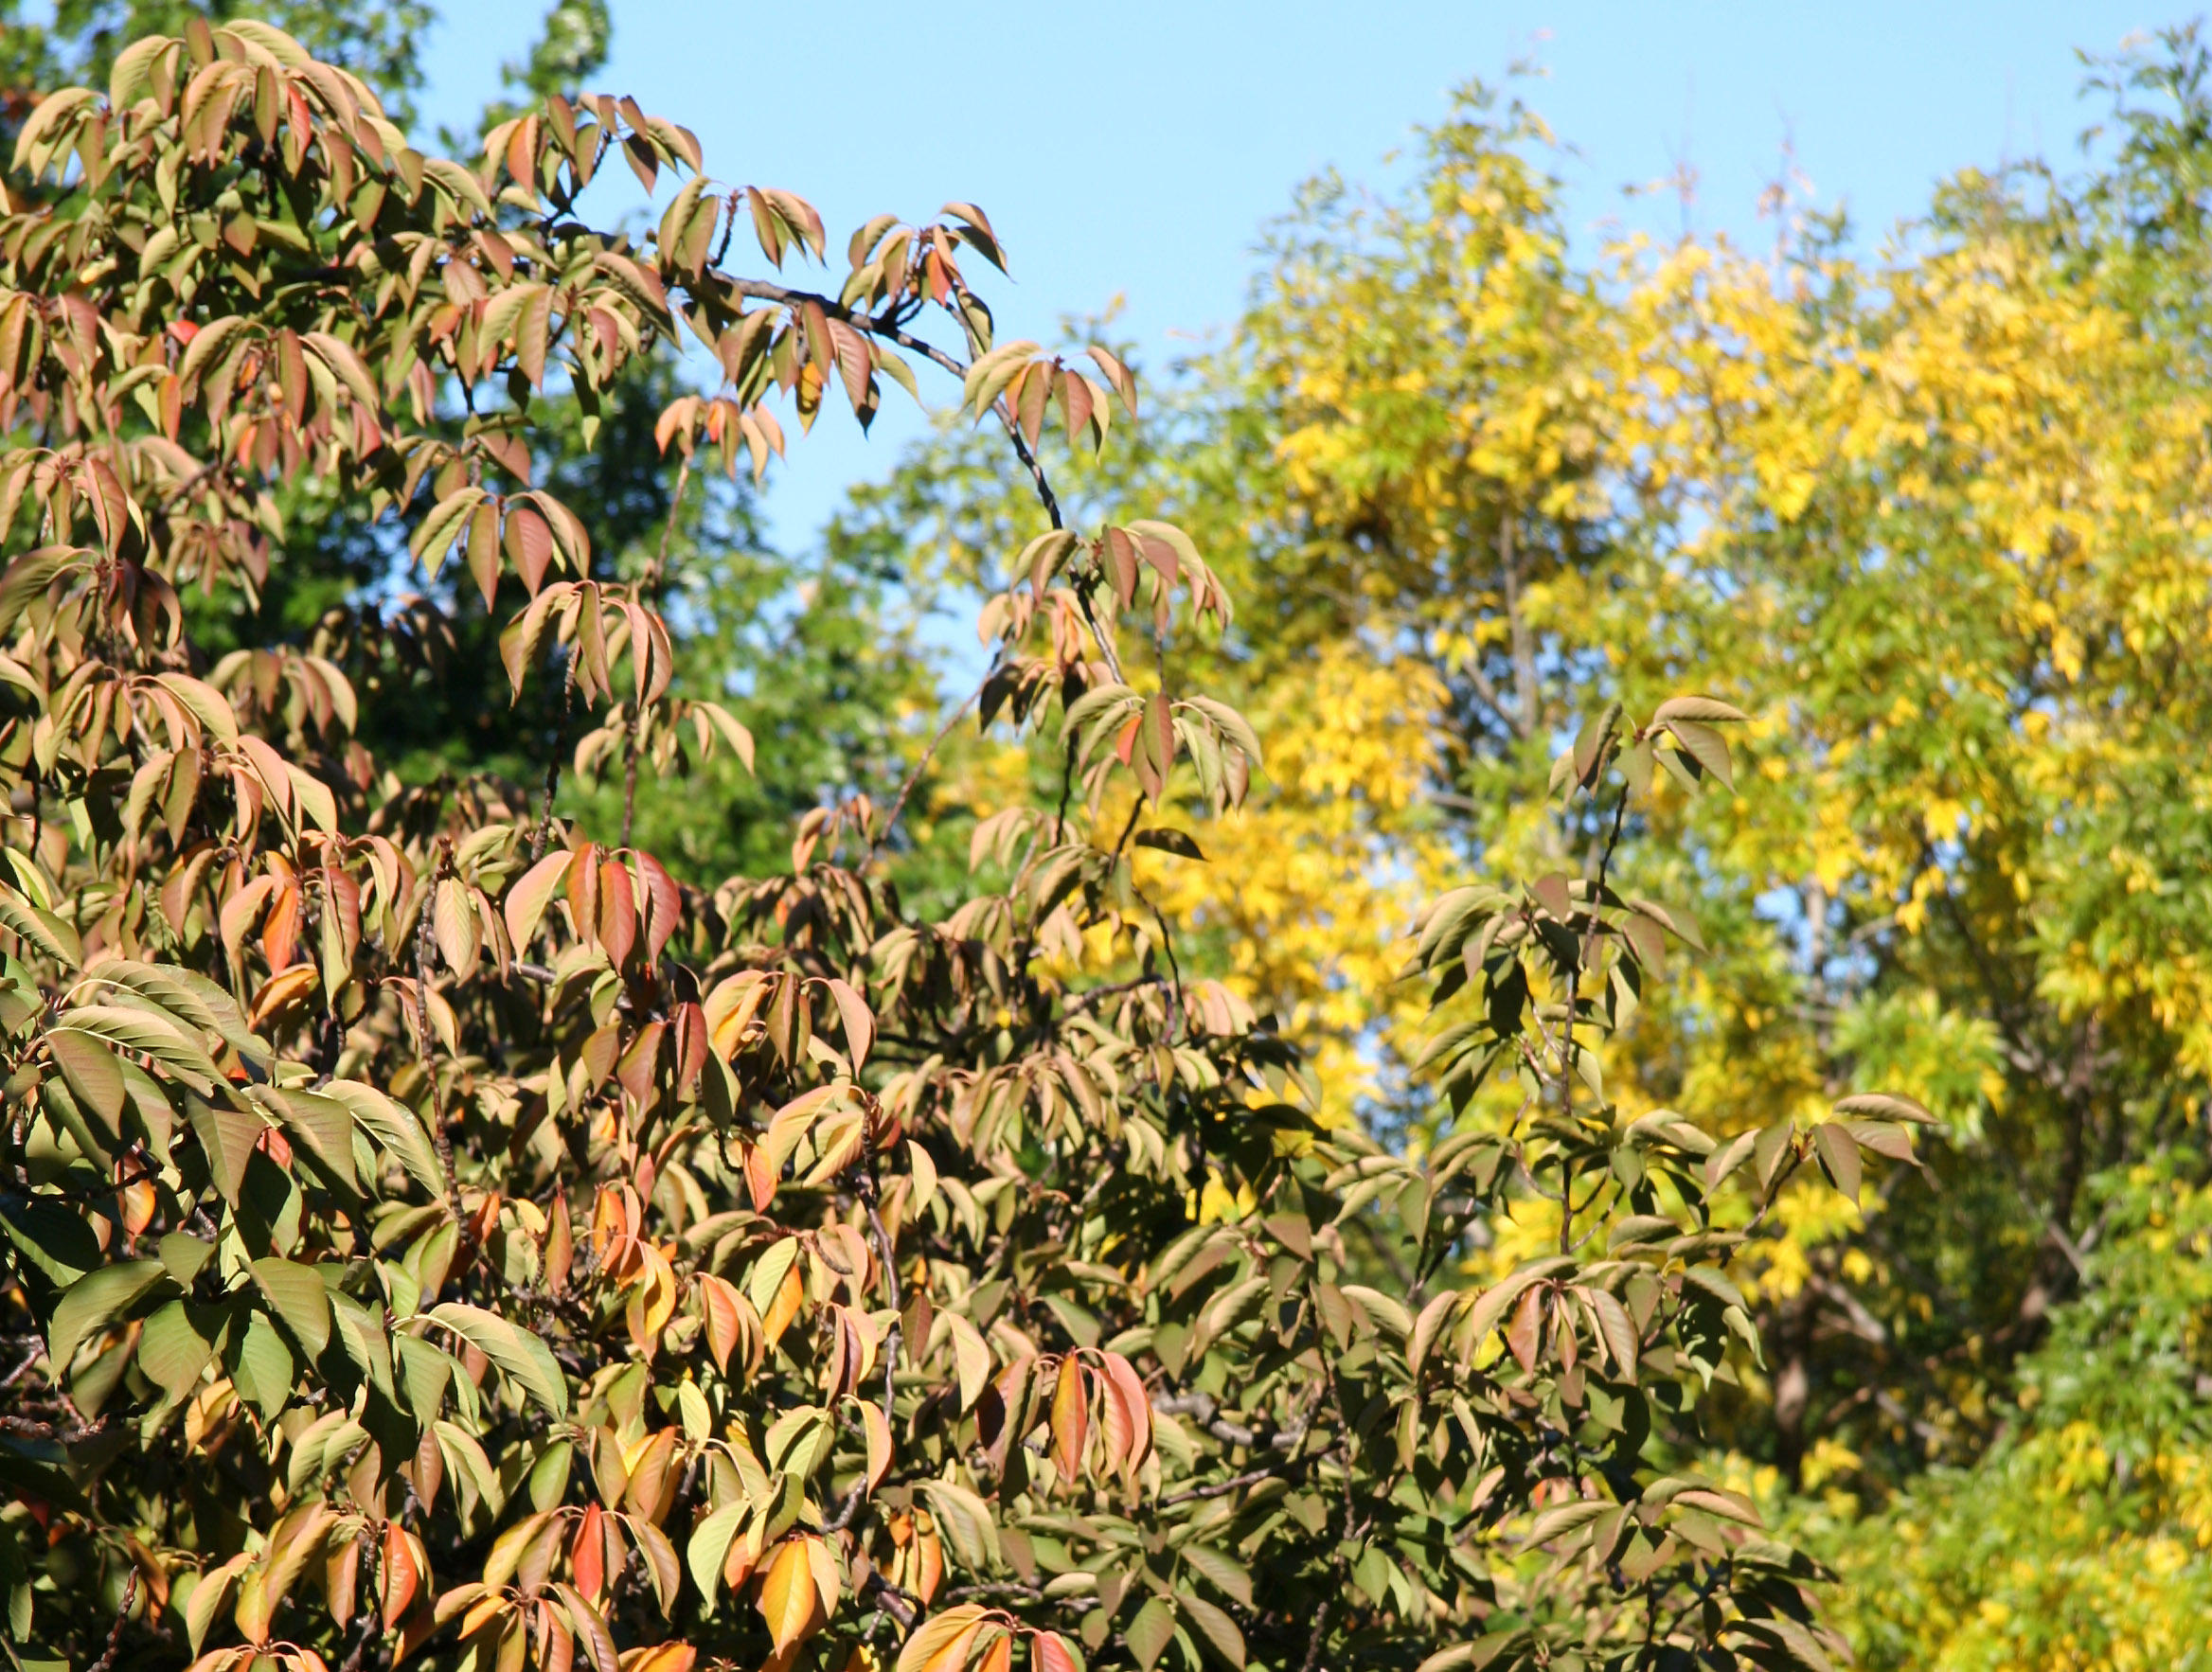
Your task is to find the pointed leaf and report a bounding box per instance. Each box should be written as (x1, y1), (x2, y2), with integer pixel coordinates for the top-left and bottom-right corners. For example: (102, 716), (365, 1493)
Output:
(426, 1303), (568, 1416)
(50, 1259), (167, 1369)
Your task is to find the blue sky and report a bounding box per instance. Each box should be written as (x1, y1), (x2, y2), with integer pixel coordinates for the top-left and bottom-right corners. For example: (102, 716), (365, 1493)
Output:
(418, 1), (2168, 548)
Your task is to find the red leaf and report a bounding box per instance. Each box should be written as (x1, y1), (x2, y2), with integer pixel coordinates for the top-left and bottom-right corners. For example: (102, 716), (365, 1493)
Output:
(572, 1503), (605, 1602)
(506, 505), (554, 596)
(597, 859), (637, 970)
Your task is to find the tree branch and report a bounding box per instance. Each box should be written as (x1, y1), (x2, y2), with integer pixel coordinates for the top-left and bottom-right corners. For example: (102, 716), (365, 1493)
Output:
(715, 273), (1130, 683)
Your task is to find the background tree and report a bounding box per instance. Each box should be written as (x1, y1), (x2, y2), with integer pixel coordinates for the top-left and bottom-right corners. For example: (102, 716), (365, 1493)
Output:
(835, 27), (2212, 1667)
(0, 0), (433, 130)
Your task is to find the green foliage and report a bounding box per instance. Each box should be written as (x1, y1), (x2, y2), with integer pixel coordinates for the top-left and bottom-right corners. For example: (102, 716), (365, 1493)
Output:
(1818, 1160), (2212, 1669)
(0, 0), (433, 125)
(481, 0), (612, 132)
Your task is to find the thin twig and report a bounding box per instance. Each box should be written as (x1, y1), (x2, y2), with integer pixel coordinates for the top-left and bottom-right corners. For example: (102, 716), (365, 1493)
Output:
(335, 1598), (382, 1672)
(1051, 733), (1078, 847)
(722, 275), (1066, 525)
(1132, 885), (1184, 1044)
(868, 684), (980, 863)
(530, 667), (577, 863)
(717, 273), (1129, 684)
(861, 1568), (919, 1632)
(1159, 1464), (1287, 1508)
(1106, 795), (1144, 867)
(941, 1580), (1047, 1604)
(0, 1340), (42, 1390)
(410, 869), (462, 1229)
(1299, 1597), (1332, 1672)
(1559, 773), (1633, 1254)
(87, 1568), (136, 1672)
(865, 1195), (902, 1426)
(1062, 974), (1167, 1014)
(626, 455), (692, 849)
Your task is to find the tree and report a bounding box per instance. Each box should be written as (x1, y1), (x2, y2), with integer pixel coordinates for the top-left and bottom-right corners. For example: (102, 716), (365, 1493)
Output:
(823, 31), (2212, 1663)
(0, 22), (1902, 1672)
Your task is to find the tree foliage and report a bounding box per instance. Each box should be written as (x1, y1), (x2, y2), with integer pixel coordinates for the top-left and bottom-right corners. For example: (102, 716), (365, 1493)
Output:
(822, 27), (2212, 1667)
(0, 23), (1905, 1672)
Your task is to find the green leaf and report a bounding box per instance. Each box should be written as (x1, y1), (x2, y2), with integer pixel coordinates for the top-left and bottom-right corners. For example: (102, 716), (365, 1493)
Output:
(62, 1003), (218, 1093)
(136, 1299), (220, 1401)
(0, 1435), (85, 1513)
(947, 1311), (990, 1412)
(591, 249), (672, 323)
(288, 1412), (369, 1498)
(501, 849), (574, 955)
(48, 1259), (167, 1371)
(686, 1499), (745, 1599)
(262, 1088), (358, 1196)
(46, 1030), (125, 1133)
(108, 34), (171, 111)
(1179, 1593), (1245, 1669)
(425, 1303), (569, 1416)
(396, 1334), (455, 1422)
(302, 331), (381, 411)
(746, 1236), (800, 1317)
(251, 1257), (332, 1359)
(37, 1076), (111, 1163)
(1586, 1289), (1640, 1380)
(1663, 720), (1733, 790)
(0, 884), (80, 965)
(226, 1310), (296, 1421)
(420, 155), (494, 219)
(529, 1438), (573, 1513)
(1180, 1544), (1252, 1607)
(917, 1477), (1000, 1571)
(436, 1418), (506, 1518)
(1463, 1257), (1573, 1349)
(330, 1291), (394, 1399)
(1126, 1596), (1177, 1672)
(962, 339), (1042, 417)
(409, 487), (485, 577)
(321, 1079), (447, 1200)
(94, 969), (247, 1057)
(186, 1094), (267, 1204)
(1651, 694), (1750, 725)
(1525, 1498), (1611, 1545)
(1813, 1121), (1864, 1203)
(158, 1232), (217, 1286)
(1833, 1091), (1940, 1126)
(0, 1199), (99, 1290)
(1133, 827), (1206, 862)
(1679, 1265), (1749, 1313)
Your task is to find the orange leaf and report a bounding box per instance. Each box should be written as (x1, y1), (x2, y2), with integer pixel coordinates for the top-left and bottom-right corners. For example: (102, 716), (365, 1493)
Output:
(861, 1397), (893, 1494)
(756, 1537), (824, 1655)
(1098, 1351), (1152, 1476)
(761, 1261), (805, 1349)
(249, 962), (321, 1029)
(1033, 1631), (1080, 1672)
(597, 858), (638, 969)
(897, 1605), (987, 1672)
(699, 1273), (741, 1372)
(572, 1503), (605, 1602)
(380, 1521), (419, 1629)
(1050, 1356), (1088, 1482)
